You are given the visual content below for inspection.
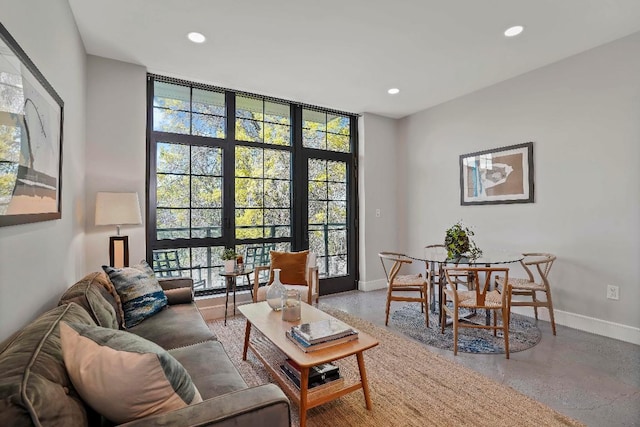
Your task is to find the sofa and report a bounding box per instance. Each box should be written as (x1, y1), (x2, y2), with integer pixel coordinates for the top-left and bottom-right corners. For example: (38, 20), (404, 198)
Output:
(0, 270), (291, 426)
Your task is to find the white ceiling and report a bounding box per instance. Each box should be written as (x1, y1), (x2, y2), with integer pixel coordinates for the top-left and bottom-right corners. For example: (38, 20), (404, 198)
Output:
(68, 0), (640, 118)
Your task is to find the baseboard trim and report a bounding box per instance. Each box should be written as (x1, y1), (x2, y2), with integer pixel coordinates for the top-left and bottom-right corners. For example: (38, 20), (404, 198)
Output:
(511, 306), (640, 345)
(358, 279), (387, 292)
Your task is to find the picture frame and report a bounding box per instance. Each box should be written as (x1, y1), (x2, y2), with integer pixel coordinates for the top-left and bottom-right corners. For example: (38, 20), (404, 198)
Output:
(460, 142), (534, 205)
(0, 22), (64, 226)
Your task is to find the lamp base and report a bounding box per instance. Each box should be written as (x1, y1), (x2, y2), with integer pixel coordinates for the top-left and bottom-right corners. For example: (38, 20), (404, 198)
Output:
(109, 235), (129, 268)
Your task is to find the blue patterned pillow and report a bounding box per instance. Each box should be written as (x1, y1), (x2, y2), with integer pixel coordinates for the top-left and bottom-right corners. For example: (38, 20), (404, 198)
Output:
(103, 260), (168, 328)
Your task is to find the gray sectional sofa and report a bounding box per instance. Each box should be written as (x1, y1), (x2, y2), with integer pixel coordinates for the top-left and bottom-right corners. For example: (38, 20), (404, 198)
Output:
(0, 271), (290, 426)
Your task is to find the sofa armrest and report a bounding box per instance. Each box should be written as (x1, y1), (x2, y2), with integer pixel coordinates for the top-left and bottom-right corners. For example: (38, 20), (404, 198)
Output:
(159, 277), (194, 304)
(118, 384), (290, 427)
(253, 265), (271, 302)
(307, 265), (320, 304)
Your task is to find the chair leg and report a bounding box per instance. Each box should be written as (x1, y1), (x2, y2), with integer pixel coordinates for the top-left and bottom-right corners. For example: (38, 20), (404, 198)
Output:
(532, 290), (539, 320)
(419, 289), (424, 313)
(385, 287), (392, 326)
(452, 307), (459, 356)
(546, 290), (557, 336)
(440, 294), (447, 333)
(502, 308), (510, 359)
(424, 286), (429, 327)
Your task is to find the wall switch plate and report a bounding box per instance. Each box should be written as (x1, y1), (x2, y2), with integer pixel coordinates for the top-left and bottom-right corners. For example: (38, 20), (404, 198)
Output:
(375, 209), (381, 218)
(606, 285), (619, 300)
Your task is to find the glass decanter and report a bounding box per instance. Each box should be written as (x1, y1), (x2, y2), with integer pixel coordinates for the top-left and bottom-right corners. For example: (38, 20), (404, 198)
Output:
(266, 268), (285, 311)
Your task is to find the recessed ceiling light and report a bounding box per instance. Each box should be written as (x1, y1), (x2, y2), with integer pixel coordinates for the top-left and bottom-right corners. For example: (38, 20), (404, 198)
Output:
(187, 32), (206, 43)
(504, 26), (524, 37)
(387, 88), (400, 95)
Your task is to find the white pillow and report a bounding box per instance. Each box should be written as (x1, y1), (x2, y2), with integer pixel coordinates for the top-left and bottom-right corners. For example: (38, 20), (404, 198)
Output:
(60, 322), (202, 423)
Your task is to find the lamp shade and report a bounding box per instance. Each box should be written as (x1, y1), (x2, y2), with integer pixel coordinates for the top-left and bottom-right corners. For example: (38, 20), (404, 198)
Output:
(95, 192), (142, 226)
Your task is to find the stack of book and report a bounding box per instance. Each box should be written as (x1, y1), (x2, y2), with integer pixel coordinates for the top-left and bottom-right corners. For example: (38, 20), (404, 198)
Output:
(286, 318), (358, 352)
(280, 358), (344, 395)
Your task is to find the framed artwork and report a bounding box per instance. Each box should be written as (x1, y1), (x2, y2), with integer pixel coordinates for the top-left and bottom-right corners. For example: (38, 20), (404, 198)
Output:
(460, 142), (534, 205)
(0, 22), (64, 226)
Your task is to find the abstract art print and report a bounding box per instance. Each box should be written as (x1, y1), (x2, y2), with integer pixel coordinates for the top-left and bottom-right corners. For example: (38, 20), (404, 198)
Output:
(0, 22), (64, 226)
(460, 142), (534, 205)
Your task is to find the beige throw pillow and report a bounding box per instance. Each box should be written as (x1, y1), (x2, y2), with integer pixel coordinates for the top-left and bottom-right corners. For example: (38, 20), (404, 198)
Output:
(60, 322), (202, 424)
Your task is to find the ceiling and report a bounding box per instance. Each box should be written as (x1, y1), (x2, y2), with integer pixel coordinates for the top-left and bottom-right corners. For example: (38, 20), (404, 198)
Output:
(68, 0), (640, 119)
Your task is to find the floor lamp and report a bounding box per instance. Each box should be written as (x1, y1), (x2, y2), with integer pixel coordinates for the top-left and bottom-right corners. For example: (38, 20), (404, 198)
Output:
(95, 192), (142, 268)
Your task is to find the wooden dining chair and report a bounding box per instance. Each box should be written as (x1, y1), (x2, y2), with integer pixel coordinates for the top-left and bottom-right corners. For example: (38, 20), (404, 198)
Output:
(442, 266), (511, 359)
(379, 252), (429, 327)
(495, 253), (557, 335)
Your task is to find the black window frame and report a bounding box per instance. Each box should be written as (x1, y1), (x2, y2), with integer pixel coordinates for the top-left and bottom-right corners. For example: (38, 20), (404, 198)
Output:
(146, 74), (359, 296)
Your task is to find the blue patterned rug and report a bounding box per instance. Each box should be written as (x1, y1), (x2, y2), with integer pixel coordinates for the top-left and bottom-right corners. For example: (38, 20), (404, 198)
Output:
(389, 304), (541, 354)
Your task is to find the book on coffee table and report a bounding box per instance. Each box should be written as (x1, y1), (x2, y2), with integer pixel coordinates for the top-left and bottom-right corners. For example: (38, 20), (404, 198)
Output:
(280, 364), (343, 392)
(291, 319), (357, 344)
(286, 330), (359, 352)
(282, 358), (339, 382)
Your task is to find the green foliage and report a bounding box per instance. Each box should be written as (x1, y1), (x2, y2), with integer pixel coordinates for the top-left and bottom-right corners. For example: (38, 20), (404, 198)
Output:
(444, 221), (482, 259)
(221, 248), (238, 260)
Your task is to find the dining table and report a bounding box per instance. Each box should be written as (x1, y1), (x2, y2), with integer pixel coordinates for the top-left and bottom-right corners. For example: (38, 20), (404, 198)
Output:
(409, 248), (524, 326)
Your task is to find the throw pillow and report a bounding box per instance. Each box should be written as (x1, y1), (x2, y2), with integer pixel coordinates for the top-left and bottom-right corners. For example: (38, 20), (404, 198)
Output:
(102, 260), (168, 328)
(270, 250), (309, 285)
(60, 322), (202, 424)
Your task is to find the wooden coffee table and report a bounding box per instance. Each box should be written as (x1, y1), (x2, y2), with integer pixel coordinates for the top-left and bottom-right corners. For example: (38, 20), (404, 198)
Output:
(239, 301), (379, 427)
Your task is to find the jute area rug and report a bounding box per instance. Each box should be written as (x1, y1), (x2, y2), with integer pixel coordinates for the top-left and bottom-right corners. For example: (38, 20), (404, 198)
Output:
(208, 304), (582, 427)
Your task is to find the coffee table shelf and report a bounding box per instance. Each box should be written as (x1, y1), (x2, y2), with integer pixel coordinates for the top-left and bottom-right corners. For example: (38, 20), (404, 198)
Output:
(239, 302), (379, 427)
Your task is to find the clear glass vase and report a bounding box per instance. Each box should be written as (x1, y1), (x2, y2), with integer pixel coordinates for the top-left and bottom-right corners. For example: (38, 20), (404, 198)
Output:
(266, 268), (286, 311)
(281, 289), (301, 322)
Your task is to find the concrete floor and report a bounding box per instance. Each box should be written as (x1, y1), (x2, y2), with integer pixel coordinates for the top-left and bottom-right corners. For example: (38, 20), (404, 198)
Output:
(321, 289), (640, 427)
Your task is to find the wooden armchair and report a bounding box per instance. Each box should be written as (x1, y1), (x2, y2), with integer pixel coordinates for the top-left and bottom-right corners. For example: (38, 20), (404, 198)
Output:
(379, 252), (429, 327)
(442, 266), (511, 358)
(252, 250), (320, 305)
(495, 253), (557, 334)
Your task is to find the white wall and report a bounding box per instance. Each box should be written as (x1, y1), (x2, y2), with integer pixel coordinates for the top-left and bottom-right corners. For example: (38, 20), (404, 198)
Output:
(358, 114), (399, 290)
(0, 0), (87, 342)
(84, 55), (147, 272)
(397, 32), (640, 341)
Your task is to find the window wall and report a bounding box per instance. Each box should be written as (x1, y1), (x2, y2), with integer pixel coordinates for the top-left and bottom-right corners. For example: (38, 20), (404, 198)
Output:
(146, 75), (358, 296)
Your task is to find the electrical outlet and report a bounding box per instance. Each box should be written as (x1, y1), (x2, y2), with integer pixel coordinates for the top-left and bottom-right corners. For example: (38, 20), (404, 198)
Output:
(375, 209), (381, 218)
(606, 285), (619, 300)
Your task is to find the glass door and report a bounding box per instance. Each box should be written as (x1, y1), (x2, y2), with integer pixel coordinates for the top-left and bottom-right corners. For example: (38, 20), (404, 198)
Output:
(299, 110), (357, 294)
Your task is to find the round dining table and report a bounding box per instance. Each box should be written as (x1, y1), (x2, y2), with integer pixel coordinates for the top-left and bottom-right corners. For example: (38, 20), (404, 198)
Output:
(409, 248), (524, 325)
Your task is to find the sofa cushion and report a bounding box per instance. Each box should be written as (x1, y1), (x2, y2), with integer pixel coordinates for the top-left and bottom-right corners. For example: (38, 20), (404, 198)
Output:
(169, 340), (247, 400)
(59, 271), (122, 329)
(128, 304), (216, 350)
(164, 286), (193, 305)
(0, 303), (98, 427)
(103, 260), (168, 328)
(270, 250), (309, 285)
(60, 321), (203, 424)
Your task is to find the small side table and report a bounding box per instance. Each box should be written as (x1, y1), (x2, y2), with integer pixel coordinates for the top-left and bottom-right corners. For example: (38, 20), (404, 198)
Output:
(219, 268), (254, 325)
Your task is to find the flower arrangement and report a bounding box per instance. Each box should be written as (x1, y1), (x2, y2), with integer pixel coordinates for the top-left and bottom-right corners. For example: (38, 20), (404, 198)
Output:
(444, 221), (482, 259)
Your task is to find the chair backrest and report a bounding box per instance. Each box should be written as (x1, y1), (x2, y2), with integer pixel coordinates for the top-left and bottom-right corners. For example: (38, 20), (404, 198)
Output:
(378, 252), (413, 284)
(521, 253), (556, 287)
(152, 250), (182, 278)
(444, 266), (509, 306)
